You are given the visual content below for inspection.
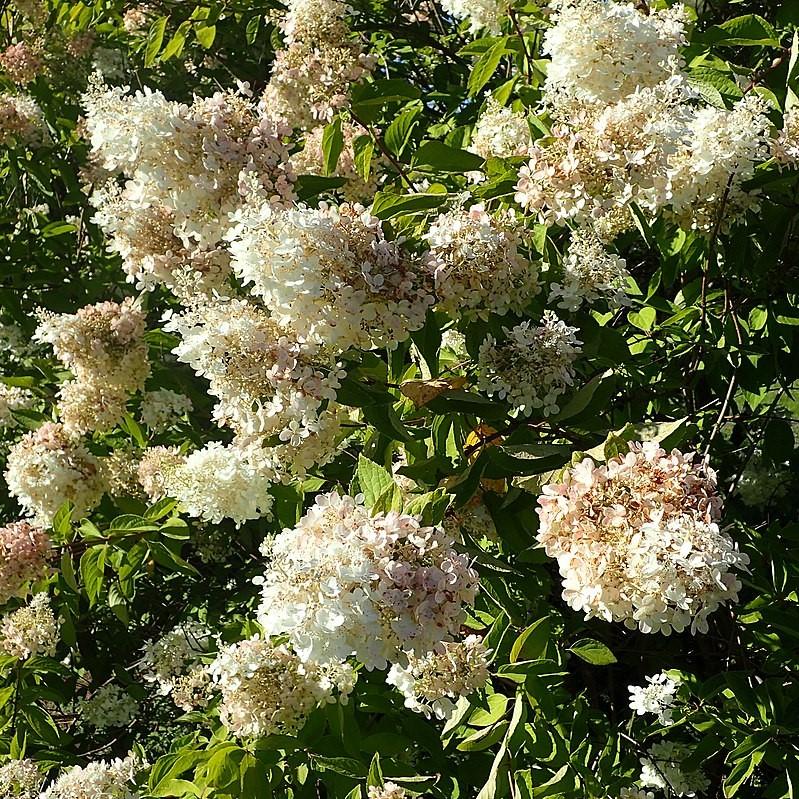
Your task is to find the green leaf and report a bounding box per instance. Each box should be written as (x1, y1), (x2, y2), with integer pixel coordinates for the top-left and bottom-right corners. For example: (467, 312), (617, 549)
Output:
(413, 141), (484, 173)
(468, 38), (509, 96)
(709, 14), (780, 46)
(144, 16), (168, 67)
(371, 190), (447, 220)
(352, 135), (374, 182)
(51, 502), (74, 536)
(628, 306), (656, 331)
(367, 752), (383, 788)
(510, 617), (550, 663)
(80, 545), (107, 605)
(195, 23), (217, 48)
(385, 106), (420, 156)
(723, 750), (765, 797)
(356, 456), (395, 508)
(568, 638), (617, 665)
(321, 117), (345, 176)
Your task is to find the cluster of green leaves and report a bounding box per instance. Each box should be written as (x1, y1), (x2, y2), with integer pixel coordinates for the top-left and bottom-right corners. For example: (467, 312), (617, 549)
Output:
(1, 0), (799, 797)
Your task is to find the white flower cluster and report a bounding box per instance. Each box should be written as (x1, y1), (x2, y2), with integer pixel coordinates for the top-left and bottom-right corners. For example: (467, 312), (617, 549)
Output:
(0, 521), (51, 605)
(537, 442), (749, 635)
(5, 422), (106, 525)
(549, 227), (631, 311)
(78, 684), (139, 730)
(40, 753), (144, 799)
(0, 593), (59, 659)
(639, 741), (710, 797)
(139, 388), (192, 432)
(291, 120), (385, 202)
(515, 1), (773, 235)
(440, 0), (506, 35)
(0, 758), (43, 799)
(84, 78), (295, 298)
(628, 672), (679, 726)
(542, 0), (687, 107)
(164, 299), (342, 446)
(0, 92), (49, 148)
(477, 312), (582, 416)
(208, 636), (355, 737)
(773, 106), (799, 166)
(0, 384), (35, 427)
(424, 204), (540, 320)
(228, 201), (433, 351)
(368, 784), (408, 799)
(469, 99), (531, 160)
(256, 491), (479, 669)
(138, 621), (214, 700)
(35, 298), (149, 434)
(261, 0), (375, 130)
(386, 635), (490, 719)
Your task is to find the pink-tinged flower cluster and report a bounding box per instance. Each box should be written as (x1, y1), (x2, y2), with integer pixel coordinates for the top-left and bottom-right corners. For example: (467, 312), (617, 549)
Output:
(0, 42), (44, 85)
(0, 522), (51, 604)
(0, 92), (49, 148)
(34, 298), (149, 434)
(4, 422), (106, 526)
(256, 492), (479, 670)
(536, 442), (748, 634)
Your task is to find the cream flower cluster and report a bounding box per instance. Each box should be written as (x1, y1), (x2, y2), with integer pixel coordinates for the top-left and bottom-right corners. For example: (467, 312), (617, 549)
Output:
(516, 1), (773, 234)
(256, 492), (479, 669)
(542, 0), (686, 107)
(549, 227), (631, 311)
(228, 201), (433, 351)
(208, 636), (355, 737)
(0, 593), (59, 659)
(35, 298), (150, 434)
(164, 298), (342, 444)
(536, 442), (749, 634)
(261, 0), (375, 130)
(139, 388), (193, 432)
(477, 312), (582, 416)
(138, 621), (214, 700)
(386, 635), (490, 719)
(40, 753), (143, 799)
(84, 79), (295, 298)
(368, 784), (408, 799)
(469, 99), (531, 160)
(424, 204), (540, 320)
(78, 684), (139, 730)
(0, 92), (48, 148)
(5, 422), (106, 525)
(291, 120), (385, 202)
(773, 106), (799, 166)
(440, 0), (506, 35)
(0, 758), (43, 799)
(0, 384), (35, 427)
(628, 672), (679, 726)
(0, 521), (50, 605)
(639, 741), (710, 797)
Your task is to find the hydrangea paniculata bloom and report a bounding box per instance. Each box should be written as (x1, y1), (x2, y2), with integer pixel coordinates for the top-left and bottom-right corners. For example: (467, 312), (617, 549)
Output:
(639, 740), (710, 796)
(469, 99), (531, 160)
(5, 422), (106, 525)
(0, 521), (50, 604)
(386, 635), (490, 719)
(0, 593), (59, 659)
(424, 204), (540, 320)
(477, 312), (582, 416)
(0, 384), (35, 427)
(0, 92), (49, 148)
(208, 636), (355, 737)
(0, 758), (43, 799)
(255, 492), (479, 669)
(440, 0), (506, 36)
(139, 388), (193, 432)
(628, 672), (679, 725)
(40, 752), (144, 799)
(549, 227), (631, 311)
(78, 684), (139, 730)
(537, 442), (748, 634)
(228, 202), (433, 351)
